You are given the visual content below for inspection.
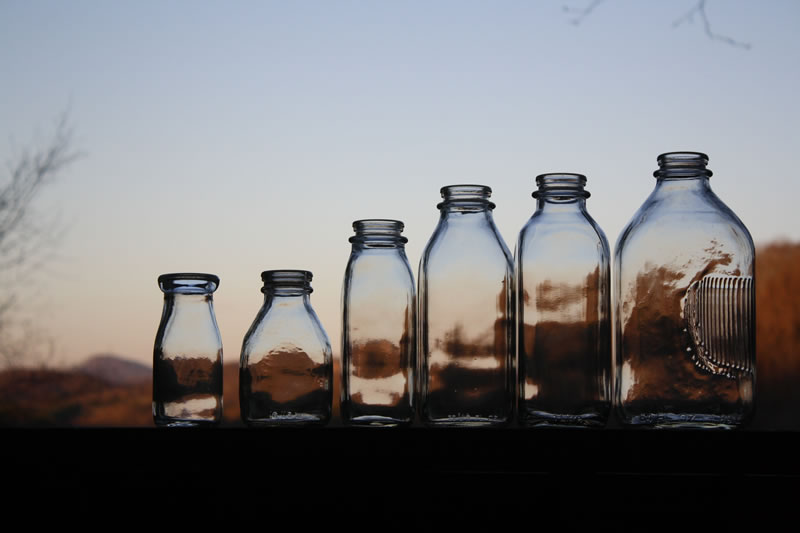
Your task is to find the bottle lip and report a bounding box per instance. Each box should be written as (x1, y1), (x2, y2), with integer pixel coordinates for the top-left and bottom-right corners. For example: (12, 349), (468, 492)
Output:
(438, 184), (496, 210)
(158, 273), (219, 294)
(260, 270), (313, 294)
(654, 151), (713, 178)
(533, 173), (590, 199)
(350, 219), (408, 245)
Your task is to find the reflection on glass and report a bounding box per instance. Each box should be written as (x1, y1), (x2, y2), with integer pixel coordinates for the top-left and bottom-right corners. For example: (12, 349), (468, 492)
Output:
(153, 273), (223, 427)
(240, 270), (332, 426)
(418, 185), (514, 426)
(516, 174), (610, 427)
(341, 220), (416, 426)
(614, 152), (755, 428)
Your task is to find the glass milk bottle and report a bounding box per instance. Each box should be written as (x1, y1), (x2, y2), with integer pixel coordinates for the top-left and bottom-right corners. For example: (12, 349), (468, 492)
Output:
(418, 185), (514, 427)
(615, 152), (755, 428)
(153, 273), (223, 426)
(515, 174), (611, 427)
(341, 219), (416, 427)
(240, 270), (333, 426)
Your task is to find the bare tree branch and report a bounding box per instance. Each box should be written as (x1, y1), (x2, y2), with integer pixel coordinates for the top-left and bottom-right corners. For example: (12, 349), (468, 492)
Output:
(0, 112), (81, 367)
(563, 0), (606, 26)
(564, 0), (751, 49)
(673, 0), (751, 50)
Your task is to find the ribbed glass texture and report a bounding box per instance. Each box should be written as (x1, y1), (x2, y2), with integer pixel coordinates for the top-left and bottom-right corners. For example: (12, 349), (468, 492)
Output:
(239, 270), (333, 426)
(418, 185), (514, 426)
(515, 174), (611, 427)
(153, 273), (223, 427)
(614, 152), (755, 428)
(341, 220), (416, 426)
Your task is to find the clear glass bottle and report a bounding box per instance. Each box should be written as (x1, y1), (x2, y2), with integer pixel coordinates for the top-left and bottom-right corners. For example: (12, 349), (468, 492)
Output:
(153, 273), (223, 427)
(341, 219), (416, 427)
(615, 152), (755, 428)
(418, 185), (514, 427)
(240, 270), (332, 426)
(516, 174), (611, 427)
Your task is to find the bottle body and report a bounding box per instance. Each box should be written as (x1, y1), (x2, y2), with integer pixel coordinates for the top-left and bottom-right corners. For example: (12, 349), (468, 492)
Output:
(418, 185), (514, 427)
(153, 273), (223, 427)
(341, 220), (416, 426)
(615, 152), (755, 428)
(240, 270), (332, 426)
(516, 174), (611, 427)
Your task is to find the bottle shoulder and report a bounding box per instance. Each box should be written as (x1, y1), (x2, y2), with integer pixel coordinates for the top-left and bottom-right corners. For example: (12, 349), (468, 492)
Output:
(242, 299), (332, 358)
(518, 209), (609, 251)
(617, 187), (753, 250)
(421, 216), (513, 271)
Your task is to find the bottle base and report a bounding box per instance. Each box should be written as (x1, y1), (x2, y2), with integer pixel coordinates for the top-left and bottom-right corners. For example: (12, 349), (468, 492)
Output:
(153, 399), (221, 427)
(243, 412), (329, 427)
(153, 417), (220, 427)
(423, 416), (509, 428)
(520, 410), (607, 428)
(621, 412), (747, 429)
(345, 415), (412, 428)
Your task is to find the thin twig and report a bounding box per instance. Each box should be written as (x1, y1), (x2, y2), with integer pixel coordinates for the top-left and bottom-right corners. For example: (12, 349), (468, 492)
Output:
(673, 0), (751, 49)
(563, 0), (606, 26)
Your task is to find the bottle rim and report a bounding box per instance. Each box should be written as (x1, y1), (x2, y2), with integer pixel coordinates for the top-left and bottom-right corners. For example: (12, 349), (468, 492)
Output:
(533, 173), (590, 199)
(260, 270), (314, 294)
(350, 219), (408, 245)
(157, 273), (219, 294)
(654, 151), (713, 178)
(438, 184), (496, 210)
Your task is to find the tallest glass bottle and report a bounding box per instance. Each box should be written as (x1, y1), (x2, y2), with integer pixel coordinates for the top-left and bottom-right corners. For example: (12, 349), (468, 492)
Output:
(418, 185), (514, 426)
(615, 152), (755, 428)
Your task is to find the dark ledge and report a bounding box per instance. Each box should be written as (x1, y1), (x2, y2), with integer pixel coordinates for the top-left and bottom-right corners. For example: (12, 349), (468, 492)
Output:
(5, 428), (798, 522)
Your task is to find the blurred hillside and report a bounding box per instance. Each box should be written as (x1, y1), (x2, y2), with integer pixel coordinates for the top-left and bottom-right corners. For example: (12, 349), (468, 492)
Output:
(750, 242), (800, 429)
(0, 241), (797, 428)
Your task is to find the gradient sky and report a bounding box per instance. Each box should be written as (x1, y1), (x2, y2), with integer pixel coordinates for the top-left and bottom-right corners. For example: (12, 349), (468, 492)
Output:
(1, 0), (798, 367)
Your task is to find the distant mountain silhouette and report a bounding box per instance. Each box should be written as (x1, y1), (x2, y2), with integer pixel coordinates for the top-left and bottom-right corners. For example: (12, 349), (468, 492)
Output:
(73, 354), (150, 385)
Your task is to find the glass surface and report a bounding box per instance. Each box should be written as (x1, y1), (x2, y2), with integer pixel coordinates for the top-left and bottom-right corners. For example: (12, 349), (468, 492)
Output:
(153, 273), (223, 427)
(240, 270), (333, 426)
(418, 185), (514, 426)
(515, 174), (611, 427)
(341, 220), (416, 426)
(614, 152), (755, 428)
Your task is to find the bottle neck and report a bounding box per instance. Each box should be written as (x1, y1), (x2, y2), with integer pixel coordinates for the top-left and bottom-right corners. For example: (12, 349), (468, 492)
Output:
(437, 184), (495, 214)
(654, 151), (712, 179)
(651, 152), (713, 197)
(349, 219), (407, 249)
(532, 173), (589, 213)
(158, 273), (219, 295)
(261, 270), (313, 298)
(263, 291), (310, 306)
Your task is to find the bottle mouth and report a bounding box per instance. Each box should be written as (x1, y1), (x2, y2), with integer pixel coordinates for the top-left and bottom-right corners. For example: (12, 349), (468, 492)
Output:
(261, 270), (313, 294)
(158, 273), (219, 294)
(654, 151), (712, 178)
(533, 173), (590, 199)
(437, 184), (495, 210)
(350, 219), (408, 245)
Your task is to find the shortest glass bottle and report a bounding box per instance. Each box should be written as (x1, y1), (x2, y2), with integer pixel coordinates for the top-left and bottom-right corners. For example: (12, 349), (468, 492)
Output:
(153, 273), (223, 427)
(240, 270), (333, 426)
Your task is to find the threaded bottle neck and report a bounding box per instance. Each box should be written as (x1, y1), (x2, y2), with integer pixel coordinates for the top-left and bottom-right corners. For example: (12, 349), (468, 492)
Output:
(533, 173), (590, 200)
(261, 270), (313, 296)
(654, 152), (713, 179)
(349, 219), (408, 247)
(437, 184), (496, 211)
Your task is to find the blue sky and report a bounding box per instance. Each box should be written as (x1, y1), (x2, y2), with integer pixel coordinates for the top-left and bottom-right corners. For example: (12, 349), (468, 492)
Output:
(1, 0), (798, 366)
